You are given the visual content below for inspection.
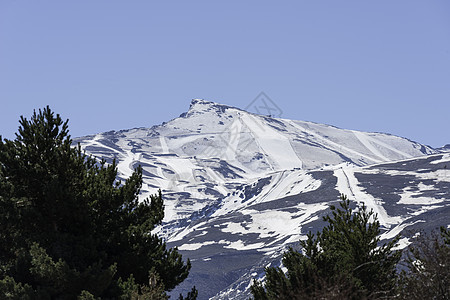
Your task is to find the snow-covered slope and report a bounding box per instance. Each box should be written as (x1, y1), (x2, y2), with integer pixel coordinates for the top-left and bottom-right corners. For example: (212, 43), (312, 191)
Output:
(168, 153), (450, 299)
(74, 99), (435, 224)
(73, 99), (447, 299)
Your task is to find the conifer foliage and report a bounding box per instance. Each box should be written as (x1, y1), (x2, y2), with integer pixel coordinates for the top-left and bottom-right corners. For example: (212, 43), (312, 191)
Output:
(0, 107), (193, 298)
(251, 195), (401, 299)
(398, 227), (450, 299)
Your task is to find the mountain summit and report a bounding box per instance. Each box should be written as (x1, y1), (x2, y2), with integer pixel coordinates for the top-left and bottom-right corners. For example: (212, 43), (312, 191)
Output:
(74, 100), (448, 299)
(75, 100), (435, 221)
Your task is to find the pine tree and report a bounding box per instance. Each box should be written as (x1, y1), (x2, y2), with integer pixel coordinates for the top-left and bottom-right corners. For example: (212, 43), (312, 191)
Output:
(251, 194), (401, 299)
(0, 107), (193, 298)
(398, 227), (450, 299)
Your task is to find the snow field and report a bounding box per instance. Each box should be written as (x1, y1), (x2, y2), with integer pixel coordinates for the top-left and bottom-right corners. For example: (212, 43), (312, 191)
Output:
(352, 131), (392, 161)
(398, 182), (446, 205)
(219, 202), (327, 252)
(212, 170), (321, 216)
(288, 120), (384, 164)
(241, 114), (303, 170)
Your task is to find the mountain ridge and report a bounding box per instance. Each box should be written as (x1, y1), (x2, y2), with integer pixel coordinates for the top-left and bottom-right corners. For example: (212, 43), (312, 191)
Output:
(73, 99), (448, 299)
(74, 99), (437, 222)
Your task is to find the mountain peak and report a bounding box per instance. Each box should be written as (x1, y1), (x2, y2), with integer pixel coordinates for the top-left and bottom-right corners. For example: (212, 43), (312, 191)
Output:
(185, 99), (242, 117)
(189, 98), (214, 106)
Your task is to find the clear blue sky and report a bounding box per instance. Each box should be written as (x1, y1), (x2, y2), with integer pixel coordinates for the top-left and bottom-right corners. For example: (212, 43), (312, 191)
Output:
(1, 1), (449, 147)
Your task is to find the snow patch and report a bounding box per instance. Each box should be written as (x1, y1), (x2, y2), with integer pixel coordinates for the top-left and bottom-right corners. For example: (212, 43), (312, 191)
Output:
(340, 168), (403, 226)
(398, 183), (446, 205)
(224, 240), (265, 250)
(430, 153), (450, 164)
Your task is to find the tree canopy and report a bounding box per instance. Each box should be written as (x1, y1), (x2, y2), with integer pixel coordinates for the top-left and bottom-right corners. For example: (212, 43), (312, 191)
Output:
(0, 107), (193, 298)
(398, 226), (449, 299)
(251, 194), (401, 299)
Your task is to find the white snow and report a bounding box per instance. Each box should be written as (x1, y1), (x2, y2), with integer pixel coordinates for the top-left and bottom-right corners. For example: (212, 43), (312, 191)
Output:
(177, 241), (216, 251)
(411, 205), (446, 216)
(74, 100), (446, 297)
(77, 101), (439, 228)
(337, 167), (403, 226)
(392, 237), (412, 250)
(177, 239), (265, 251)
(289, 121), (383, 163)
(116, 150), (137, 178)
(169, 222), (207, 242)
(380, 221), (424, 241)
(398, 183), (446, 205)
(221, 202), (328, 252)
(371, 168), (450, 183)
(352, 131), (391, 162)
(159, 135), (169, 153)
(224, 119), (242, 161)
(430, 153), (450, 164)
(258, 171), (321, 203)
(241, 114), (303, 170)
(224, 240), (265, 250)
(212, 170), (321, 216)
(334, 166), (356, 198)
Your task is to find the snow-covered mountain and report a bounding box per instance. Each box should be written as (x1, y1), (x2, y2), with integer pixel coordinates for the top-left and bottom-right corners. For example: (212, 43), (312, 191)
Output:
(74, 99), (448, 299)
(75, 99), (435, 223)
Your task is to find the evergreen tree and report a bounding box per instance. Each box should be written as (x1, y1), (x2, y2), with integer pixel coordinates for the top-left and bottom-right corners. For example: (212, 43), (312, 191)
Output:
(398, 227), (449, 299)
(251, 195), (401, 299)
(0, 107), (193, 298)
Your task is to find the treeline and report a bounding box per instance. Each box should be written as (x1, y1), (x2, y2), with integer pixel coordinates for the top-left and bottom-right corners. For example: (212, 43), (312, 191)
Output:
(251, 195), (450, 299)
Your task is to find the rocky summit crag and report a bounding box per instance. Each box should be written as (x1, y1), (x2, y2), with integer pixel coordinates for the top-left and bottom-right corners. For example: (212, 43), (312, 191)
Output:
(74, 99), (449, 299)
